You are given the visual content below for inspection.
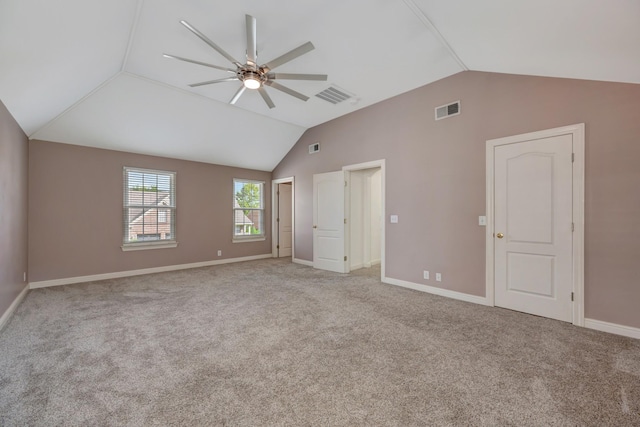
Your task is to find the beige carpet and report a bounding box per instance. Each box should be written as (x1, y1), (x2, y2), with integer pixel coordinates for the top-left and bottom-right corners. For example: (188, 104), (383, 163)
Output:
(0, 259), (639, 426)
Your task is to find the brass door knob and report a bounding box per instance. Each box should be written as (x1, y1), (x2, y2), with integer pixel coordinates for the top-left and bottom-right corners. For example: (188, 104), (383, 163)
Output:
(496, 232), (504, 239)
(313, 225), (317, 229)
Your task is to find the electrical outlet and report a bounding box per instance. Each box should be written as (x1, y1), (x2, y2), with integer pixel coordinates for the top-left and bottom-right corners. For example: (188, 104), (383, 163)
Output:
(217, 250), (222, 256)
(423, 270), (429, 280)
(436, 273), (442, 282)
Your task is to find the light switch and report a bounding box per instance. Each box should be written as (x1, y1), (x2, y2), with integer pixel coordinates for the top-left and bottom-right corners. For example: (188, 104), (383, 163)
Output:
(478, 216), (487, 226)
(390, 215), (398, 223)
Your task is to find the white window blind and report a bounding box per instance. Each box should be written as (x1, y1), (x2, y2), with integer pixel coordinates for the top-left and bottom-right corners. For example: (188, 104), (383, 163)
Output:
(123, 167), (176, 246)
(233, 179), (264, 240)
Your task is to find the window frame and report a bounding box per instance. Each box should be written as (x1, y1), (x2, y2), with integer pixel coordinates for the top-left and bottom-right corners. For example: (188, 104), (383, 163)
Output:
(233, 178), (265, 243)
(122, 167), (178, 251)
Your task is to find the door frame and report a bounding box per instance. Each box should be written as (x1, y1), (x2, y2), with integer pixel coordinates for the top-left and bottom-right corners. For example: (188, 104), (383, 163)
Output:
(271, 177), (295, 259)
(343, 159), (386, 280)
(485, 124), (585, 326)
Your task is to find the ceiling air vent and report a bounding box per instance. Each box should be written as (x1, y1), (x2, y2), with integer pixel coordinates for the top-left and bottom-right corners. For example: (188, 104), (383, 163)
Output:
(435, 100), (461, 120)
(315, 86), (353, 104)
(309, 142), (320, 154)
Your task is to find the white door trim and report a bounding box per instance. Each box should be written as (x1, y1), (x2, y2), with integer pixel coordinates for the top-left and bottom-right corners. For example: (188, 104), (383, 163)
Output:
(271, 177), (295, 260)
(343, 159), (386, 280)
(486, 124), (585, 326)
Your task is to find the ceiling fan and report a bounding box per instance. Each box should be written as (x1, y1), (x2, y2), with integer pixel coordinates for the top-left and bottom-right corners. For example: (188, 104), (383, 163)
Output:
(164, 15), (327, 109)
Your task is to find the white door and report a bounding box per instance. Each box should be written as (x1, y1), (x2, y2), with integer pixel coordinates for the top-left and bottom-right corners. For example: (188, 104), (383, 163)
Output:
(277, 183), (292, 257)
(313, 171), (347, 273)
(494, 134), (573, 322)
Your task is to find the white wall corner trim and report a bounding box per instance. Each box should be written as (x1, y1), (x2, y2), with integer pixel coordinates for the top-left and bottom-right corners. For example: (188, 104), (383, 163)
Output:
(29, 254), (273, 289)
(0, 285), (29, 332)
(383, 276), (490, 306)
(584, 318), (640, 340)
(293, 258), (313, 267)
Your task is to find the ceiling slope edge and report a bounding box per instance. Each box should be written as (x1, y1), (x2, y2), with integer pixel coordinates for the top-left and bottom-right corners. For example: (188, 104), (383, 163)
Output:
(29, 0), (145, 140)
(401, 0), (468, 71)
(30, 72), (123, 140)
(120, 0), (146, 72)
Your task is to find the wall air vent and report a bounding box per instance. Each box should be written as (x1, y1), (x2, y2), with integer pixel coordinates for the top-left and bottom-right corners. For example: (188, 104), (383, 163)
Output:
(315, 86), (353, 104)
(435, 100), (461, 120)
(309, 142), (320, 154)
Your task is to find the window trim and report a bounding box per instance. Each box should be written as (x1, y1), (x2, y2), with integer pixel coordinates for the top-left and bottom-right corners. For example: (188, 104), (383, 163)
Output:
(122, 167), (177, 251)
(121, 241), (178, 251)
(233, 178), (265, 243)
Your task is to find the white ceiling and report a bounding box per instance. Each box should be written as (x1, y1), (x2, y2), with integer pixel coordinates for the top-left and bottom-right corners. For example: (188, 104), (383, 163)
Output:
(1, 0), (638, 171)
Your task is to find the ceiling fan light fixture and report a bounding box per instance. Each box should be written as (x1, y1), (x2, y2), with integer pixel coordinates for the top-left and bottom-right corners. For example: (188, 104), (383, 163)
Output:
(243, 75), (262, 89)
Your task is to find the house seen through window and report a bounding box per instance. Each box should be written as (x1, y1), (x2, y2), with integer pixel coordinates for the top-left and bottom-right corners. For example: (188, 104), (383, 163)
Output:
(123, 167), (176, 246)
(234, 179), (264, 240)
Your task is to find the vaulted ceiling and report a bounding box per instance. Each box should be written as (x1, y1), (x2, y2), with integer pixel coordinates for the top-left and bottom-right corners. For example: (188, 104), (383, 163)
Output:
(1, 0), (638, 171)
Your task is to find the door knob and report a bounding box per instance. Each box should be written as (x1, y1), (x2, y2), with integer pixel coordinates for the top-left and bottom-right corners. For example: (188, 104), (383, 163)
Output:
(496, 232), (504, 239)
(313, 225), (317, 229)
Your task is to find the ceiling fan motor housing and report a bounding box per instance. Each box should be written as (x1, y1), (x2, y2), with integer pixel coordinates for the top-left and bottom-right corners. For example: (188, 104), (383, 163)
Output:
(238, 68), (266, 88)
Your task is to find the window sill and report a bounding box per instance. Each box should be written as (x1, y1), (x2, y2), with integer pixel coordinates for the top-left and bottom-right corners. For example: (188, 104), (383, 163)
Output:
(121, 241), (178, 251)
(232, 237), (265, 244)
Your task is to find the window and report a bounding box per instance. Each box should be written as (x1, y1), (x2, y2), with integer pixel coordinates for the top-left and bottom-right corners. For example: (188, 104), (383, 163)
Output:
(123, 167), (176, 250)
(158, 202), (168, 223)
(233, 179), (264, 241)
(137, 233), (161, 241)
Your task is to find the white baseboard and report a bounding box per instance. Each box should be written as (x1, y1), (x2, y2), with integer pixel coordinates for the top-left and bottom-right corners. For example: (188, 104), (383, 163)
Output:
(0, 284), (29, 332)
(29, 254), (273, 289)
(382, 277), (638, 340)
(360, 260), (380, 269)
(293, 258), (313, 267)
(584, 318), (640, 340)
(382, 276), (490, 306)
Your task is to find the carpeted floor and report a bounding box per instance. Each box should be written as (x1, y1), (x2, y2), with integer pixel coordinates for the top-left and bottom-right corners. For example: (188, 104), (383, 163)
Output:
(0, 259), (639, 426)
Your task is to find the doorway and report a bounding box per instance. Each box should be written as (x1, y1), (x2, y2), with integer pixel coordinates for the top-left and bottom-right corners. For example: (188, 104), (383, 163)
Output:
(272, 177), (294, 259)
(312, 160), (386, 279)
(348, 168), (382, 271)
(486, 124), (584, 325)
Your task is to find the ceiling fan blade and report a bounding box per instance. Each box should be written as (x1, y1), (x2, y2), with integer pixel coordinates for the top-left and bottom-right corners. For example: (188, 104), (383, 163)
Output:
(258, 87), (275, 109)
(163, 54), (236, 73)
(245, 15), (257, 67)
(265, 81), (309, 101)
(261, 41), (315, 72)
(180, 20), (241, 67)
(189, 77), (239, 87)
(230, 85), (246, 105)
(268, 73), (327, 81)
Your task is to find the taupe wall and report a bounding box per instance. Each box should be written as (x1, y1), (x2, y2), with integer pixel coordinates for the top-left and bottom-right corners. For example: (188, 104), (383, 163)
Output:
(0, 100), (28, 318)
(273, 71), (640, 329)
(29, 140), (271, 282)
